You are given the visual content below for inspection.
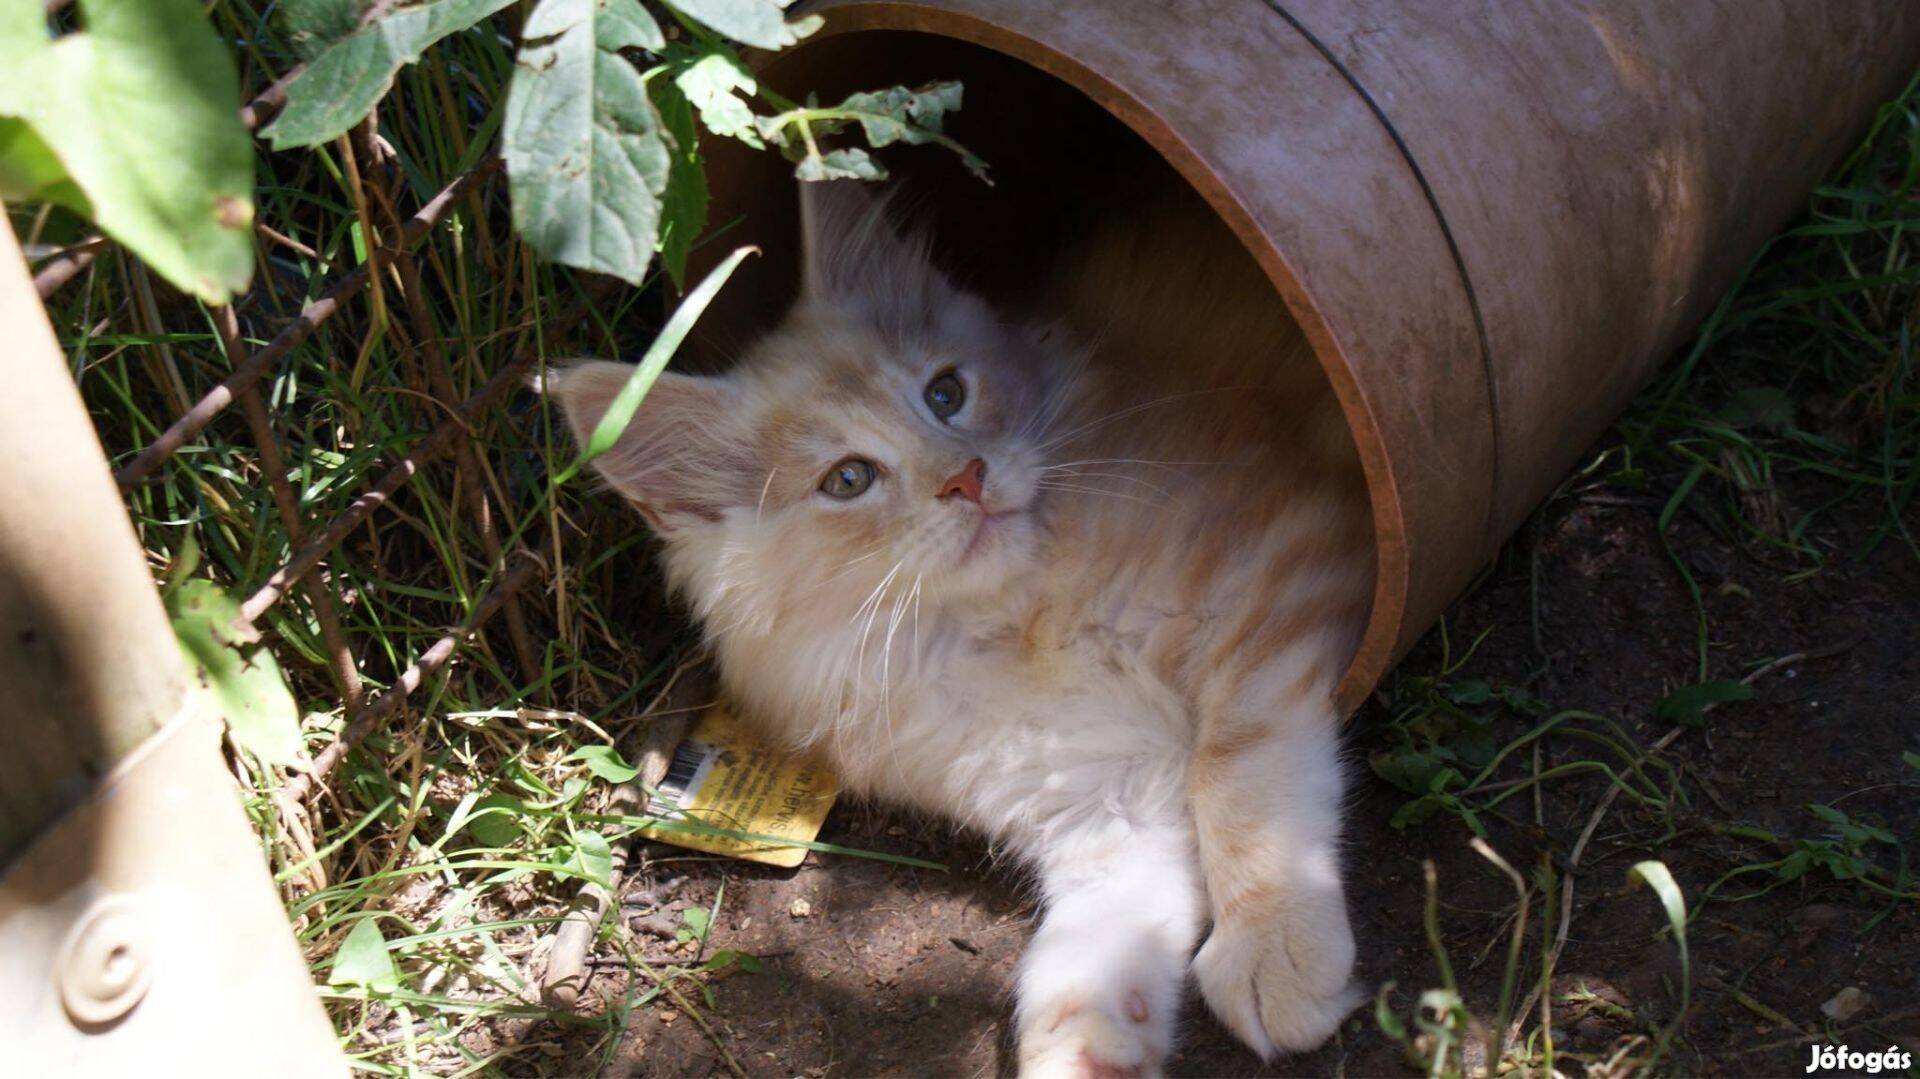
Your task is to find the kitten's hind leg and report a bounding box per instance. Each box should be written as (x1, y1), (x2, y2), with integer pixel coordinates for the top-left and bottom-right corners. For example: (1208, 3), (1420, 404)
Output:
(1188, 665), (1362, 1059)
(1014, 820), (1202, 1079)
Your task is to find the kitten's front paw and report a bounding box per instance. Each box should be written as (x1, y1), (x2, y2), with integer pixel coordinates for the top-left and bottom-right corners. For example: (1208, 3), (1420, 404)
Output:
(1192, 897), (1362, 1058)
(1018, 993), (1166, 1079)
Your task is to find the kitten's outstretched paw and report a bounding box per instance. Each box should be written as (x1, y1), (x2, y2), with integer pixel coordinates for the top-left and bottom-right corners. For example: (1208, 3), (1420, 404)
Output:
(1192, 901), (1361, 1058)
(1018, 994), (1165, 1079)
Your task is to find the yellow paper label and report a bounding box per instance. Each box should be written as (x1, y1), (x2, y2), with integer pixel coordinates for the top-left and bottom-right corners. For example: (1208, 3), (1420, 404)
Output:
(638, 704), (838, 868)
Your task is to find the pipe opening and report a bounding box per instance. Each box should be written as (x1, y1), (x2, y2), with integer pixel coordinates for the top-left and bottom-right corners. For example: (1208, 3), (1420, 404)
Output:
(696, 29), (1386, 705)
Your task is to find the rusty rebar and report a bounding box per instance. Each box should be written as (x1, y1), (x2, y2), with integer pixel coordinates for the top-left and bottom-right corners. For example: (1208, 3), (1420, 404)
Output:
(540, 658), (712, 1009)
(218, 306), (367, 717)
(112, 158), (500, 491)
(31, 238), (108, 300)
(398, 251), (543, 679)
(235, 337), (541, 629)
(282, 544), (548, 802)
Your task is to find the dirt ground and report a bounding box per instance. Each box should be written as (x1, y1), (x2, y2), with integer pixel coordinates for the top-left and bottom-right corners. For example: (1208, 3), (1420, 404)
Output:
(536, 476), (1917, 1078)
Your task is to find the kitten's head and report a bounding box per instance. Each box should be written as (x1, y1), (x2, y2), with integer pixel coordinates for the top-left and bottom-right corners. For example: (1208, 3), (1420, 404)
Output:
(549, 182), (1067, 629)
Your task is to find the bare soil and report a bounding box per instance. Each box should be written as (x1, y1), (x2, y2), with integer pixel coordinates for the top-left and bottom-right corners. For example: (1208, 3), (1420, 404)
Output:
(546, 481), (1917, 1078)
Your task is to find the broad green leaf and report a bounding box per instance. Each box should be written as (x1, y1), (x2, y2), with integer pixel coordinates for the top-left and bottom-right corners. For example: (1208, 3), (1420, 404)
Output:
(466, 793), (526, 848)
(0, 118), (86, 210)
(795, 146), (885, 182)
(167, 580), (302, 765)
(568, 744), (640, 782)
(261, 0), (518, 149)
(505, 0), (670, 283)
(699, 949), (761, 974)
(840, 81), (962, 147)
(1806, 802), (1848, 827)
(667, 0), (820, 50)
(673, 51), (761, 148)
(652, 77), (707, 288)
(675, 903), (711, 943)
(1654, 679), (1752, 727)
(561, 244), (756, 480)
(280, 0), (366, 60)
(1775, 846), (1813, 881)
(329, 917), (401, 992)
(0, 0), (253, 301)
(1902, 750), (1920, 772)
(563, 831), (614, 886)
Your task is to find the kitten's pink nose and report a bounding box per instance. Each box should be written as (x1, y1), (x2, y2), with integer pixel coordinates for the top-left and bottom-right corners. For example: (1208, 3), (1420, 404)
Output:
(938, 457), (986, 504)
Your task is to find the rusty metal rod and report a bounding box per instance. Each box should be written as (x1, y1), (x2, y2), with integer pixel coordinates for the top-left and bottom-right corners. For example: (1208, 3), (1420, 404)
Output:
(398, 252), (543, 679)
(31, 238), (109, 300)
(235, 342), (538, 628)
(218, 306), (367, 717)
(282, 544), (548, 802)
(112, 158), (500, 491)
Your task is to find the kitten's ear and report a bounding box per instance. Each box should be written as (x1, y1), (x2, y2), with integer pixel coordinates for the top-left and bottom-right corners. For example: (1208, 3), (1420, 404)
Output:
(798, 179), (954, 332)
(545, 361), (758, 533)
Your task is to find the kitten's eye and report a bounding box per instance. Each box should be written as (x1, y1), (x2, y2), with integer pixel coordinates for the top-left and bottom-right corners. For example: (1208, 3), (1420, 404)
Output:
(924, 370), (965, 421)
(819, 457), (876, 499)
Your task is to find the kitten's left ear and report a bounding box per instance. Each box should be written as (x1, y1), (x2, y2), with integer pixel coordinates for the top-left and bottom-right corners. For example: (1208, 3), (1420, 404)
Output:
(545, 360), (759, 533)
(798, 179), (957, 334)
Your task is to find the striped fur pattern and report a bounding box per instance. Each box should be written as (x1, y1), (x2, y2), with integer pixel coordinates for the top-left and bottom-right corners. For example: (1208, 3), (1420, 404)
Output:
(549, 180), (1373, 1076)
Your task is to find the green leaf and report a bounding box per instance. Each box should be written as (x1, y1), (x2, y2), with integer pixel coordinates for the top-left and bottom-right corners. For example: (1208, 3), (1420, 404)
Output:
(0, 118), (87, 210)
(1388, 795), (1444, 830)
(840, 81), (963, 147)
(652, 77), (707, 288)
(563, 831), (614, 886)
(0, 0), (253, 302)
(795, 146), (885, 182)
(568, 745), (641, 782)
(505, 0), (671, 284)
(673, 51), (761, 148)
(466, 793), (526, 848)
(1654, 679), (1753, 727)
(279, 0), (366, 60)
(167, 580), (301, 765)
(1775, 846), (1813, 881)
(1902, 750), (1920, 772)
(261, 0), (518, 149)
(562, 244), (757, 479)
(675, 903), (711, 943)
(329, 916), (401, 992)
(667, 0), (820, 50)
(1806, 802), (1848, 827)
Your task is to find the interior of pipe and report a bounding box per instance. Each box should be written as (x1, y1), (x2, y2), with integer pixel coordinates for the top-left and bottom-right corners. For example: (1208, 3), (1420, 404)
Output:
(695, 30), (1380, 686)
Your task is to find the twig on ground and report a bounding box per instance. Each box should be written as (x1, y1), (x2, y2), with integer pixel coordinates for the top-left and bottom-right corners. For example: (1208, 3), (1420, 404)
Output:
(540, 657), (713, 1009)
(282, 543), (549, 802)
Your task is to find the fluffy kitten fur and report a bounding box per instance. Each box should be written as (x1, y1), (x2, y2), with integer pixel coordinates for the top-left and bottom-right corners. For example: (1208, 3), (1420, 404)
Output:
(550, 180), (1373, 1076)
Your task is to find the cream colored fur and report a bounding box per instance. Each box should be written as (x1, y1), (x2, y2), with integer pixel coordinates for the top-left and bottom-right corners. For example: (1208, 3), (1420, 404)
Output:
(549, 180), (1374, 1077)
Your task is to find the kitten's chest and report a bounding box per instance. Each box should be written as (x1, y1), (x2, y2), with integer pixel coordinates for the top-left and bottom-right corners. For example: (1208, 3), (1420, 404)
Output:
(827, 603), (1194, 830)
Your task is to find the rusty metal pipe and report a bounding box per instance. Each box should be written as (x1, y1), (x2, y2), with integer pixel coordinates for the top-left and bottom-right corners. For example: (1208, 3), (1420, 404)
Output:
(701, 1), (1920, 709)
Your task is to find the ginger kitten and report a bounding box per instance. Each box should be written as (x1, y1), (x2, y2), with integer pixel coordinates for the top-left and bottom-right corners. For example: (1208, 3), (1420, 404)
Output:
(549, 180), (1373, 1076)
